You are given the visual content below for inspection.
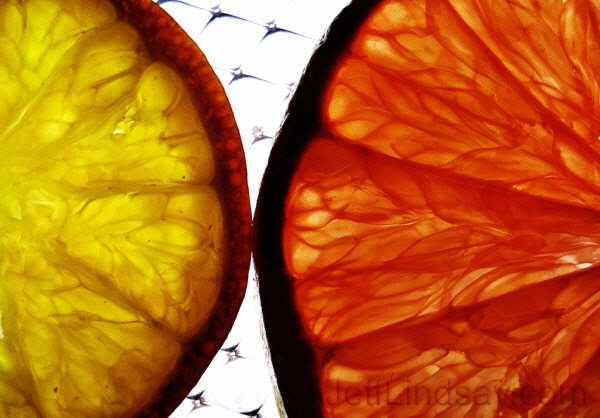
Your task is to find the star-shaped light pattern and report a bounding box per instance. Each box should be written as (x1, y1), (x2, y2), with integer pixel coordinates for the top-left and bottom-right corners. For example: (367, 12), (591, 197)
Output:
(154, 1), (352, 417)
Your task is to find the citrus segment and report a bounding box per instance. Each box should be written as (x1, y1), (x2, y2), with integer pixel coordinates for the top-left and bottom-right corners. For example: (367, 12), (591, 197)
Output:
(325, 0), (600, 211)
(6, 263), (180, 417)
(0, 0), (250, 416)
(256, 0), (600, 416)
(320, 270), (600, 417)
(285, 139), (600, 345)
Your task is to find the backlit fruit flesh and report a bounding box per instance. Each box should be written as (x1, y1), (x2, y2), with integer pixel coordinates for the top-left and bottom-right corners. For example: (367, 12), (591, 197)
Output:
(255, 0), (600, 417)
(0, 0), (250, 417)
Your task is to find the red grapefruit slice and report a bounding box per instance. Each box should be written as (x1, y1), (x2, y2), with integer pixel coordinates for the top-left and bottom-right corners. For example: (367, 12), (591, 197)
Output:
(256, 0), (600, 416)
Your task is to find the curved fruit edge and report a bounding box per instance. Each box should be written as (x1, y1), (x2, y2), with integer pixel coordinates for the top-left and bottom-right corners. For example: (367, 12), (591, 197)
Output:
(109, 1), (251, 416)
(253, 1), (381, 417)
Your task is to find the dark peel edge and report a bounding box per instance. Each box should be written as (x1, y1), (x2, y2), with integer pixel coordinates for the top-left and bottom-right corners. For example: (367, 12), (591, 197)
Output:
(253, 1), (381, 417)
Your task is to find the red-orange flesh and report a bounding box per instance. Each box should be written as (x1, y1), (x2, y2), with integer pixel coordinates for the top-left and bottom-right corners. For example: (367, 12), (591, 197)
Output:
(282, 0), (600, 416)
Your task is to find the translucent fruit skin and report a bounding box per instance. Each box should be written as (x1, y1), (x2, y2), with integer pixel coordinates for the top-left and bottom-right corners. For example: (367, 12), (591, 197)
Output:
(0, 0), (250, 417)
(280, 0), (600, 416)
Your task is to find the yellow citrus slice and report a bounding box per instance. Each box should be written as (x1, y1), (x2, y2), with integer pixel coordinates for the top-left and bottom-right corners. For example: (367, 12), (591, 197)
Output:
(0, 0), (250, 416)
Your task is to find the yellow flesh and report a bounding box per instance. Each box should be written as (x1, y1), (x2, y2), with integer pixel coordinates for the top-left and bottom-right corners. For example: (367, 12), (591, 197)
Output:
(0, 0), (224, 416)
